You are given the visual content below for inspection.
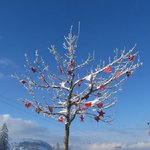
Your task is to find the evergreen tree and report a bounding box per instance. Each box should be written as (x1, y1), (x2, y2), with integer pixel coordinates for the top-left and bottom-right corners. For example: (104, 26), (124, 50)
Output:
(0, 123), (9, 150)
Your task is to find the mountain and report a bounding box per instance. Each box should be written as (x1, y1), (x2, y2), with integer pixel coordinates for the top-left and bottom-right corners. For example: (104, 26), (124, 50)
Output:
(12, 139), (52, 150)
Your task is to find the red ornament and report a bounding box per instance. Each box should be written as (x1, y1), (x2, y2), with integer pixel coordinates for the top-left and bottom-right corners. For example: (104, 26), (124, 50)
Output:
(98, 110), (105, 117)
(77, 81), (81, 87)
(126, 71), (131, 77)
(104, 66), (111, 73)
(25, 102), (31, 108)
(80, 115), (84, 122)
(97, 102), (103, 108)
(115, 71), (121, 78)
(94, 116), (100, 122)
(67, 70), (74, 76)
(42, 76), (45, 81)
(58, 66), (63, 75)
(58, 116), (63, 123)
(85, 102), (92, 108)
(100, 85), (105, 90)
(129, 54), (134, 62)
(20, 79), (26, 84)
(48, 106), (53, 113)
(31, 67), (36, 73)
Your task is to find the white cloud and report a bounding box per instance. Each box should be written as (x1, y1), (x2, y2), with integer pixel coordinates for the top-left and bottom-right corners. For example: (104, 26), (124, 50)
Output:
(74, 127), (146, 144)
(0, 57), (17, 68)
(0, 57), (17, 79)
(79, 142), (150, 150)
(82, 142), (123, 150)
(127, 141), (150, 149)
(0, 114), (60, 144)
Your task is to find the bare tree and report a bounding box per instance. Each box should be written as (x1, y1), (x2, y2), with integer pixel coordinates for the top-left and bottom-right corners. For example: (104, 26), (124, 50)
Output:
(13, 24), (142, 150)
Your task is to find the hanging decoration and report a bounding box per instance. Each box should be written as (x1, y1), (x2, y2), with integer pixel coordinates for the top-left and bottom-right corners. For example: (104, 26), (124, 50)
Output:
(104, 66), (111, 73)
(67, 70), (74, 76)
(42, 75), (45, 82)
(58, 116), (63, 123)
(115, 71), (121, 78)
(31, 67), (36, 73)
(77, 81), (81, 87)
(100, 85), (105, 90)
(129, 54), (134, 62)
(20, 79), (26, 84)
(85, 102), (92, 108)
(58, 66), (63, 75)
(98, 110), (105, 117)
(25, 102), (31, 108)
(97, 102), (104, 108)
(126, 71), (131, 77)
(94, 116), (100, 122)
(80, 115), (84, 122)
(48, 106), (53, 113)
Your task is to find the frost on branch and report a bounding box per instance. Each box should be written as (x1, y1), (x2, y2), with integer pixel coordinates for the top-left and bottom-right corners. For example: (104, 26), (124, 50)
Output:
(13, 25), (142, 125)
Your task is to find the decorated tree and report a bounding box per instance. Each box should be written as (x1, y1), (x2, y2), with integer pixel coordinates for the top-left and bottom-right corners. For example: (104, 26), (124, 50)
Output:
(13, 24), (142, 150)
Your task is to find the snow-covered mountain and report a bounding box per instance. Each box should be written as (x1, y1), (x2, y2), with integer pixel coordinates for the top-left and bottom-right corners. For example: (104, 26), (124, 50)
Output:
(12, 139), (52, 150)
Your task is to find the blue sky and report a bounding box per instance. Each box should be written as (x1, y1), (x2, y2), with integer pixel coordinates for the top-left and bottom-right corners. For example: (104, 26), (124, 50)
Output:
(0, 0), (150, 148)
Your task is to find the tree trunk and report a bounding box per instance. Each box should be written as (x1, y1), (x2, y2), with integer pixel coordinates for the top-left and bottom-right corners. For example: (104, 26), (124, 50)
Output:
(64, 123), (70, 150)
